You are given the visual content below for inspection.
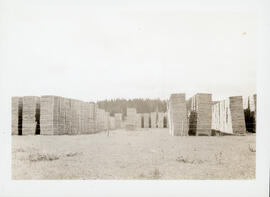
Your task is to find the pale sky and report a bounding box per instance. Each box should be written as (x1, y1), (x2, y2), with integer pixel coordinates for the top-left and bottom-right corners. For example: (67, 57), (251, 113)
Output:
(0, 0), (256, 131)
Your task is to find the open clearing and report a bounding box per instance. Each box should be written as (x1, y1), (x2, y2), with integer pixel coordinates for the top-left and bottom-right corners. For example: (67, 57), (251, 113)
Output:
(12, 128), (256, 180)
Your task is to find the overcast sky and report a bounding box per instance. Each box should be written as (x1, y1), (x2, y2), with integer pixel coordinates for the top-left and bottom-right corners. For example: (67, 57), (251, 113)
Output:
(1, 1), (256, 100)
(0, 0), (256, 130)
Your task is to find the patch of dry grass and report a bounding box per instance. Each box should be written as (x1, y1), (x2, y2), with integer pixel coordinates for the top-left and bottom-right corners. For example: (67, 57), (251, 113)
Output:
(29, 152), (59, 162)
(176, 155), (205, 164)
(12, 129), (256, 180)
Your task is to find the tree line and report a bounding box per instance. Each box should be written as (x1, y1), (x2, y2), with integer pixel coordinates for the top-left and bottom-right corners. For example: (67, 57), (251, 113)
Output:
(97, 98), (168, 116)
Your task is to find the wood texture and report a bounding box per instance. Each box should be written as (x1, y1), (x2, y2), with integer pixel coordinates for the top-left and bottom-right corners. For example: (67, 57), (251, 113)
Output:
(168, 93), (188, 136)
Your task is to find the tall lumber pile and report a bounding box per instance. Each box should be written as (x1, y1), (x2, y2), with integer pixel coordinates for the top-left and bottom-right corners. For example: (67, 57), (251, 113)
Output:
(70, 99), (81, 134)
(96, 108), (105, 132)
(22, 96), (40, 135)
(150, 112), (157, 128)
(105, 112), (110, 130)
(143, 113), (150, 128)
(157, 112), (164, 128)
(41, 96), (66, 135)
(212, 96), (246, 134)
(164, 112), (168, 128)
(115, 113), (122, 129)
(40, 96), (55, 135)
(88, 102), (96, 133)
(11, 97), (23, 135)
(126, 108), (137, 130)
(14, 95), (99, 135)
(187, 93), (212, 136)
(168, 93), (188, 136)
(58, 97), (66, 135)
(136, 113), (142, 128)
(109, 116), (116, 130)
(63, 97), (72, 134)
(243, 94), (257, 133)
(230, 96), (246, 134)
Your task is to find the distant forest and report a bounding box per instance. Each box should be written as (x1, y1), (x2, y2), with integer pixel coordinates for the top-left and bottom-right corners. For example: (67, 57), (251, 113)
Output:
(97, 98), (168, 116)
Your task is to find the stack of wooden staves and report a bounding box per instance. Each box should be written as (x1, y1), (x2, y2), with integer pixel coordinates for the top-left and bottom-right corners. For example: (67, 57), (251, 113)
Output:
(246, 94), (257, 133)
(114, 113), (122, 129)
(126, 108), (137, 130)
(157, 112), (164, 128)
(136, 113), (142, 128)
(64, 98), (72, 134)
(229, 96), (246, 134)
(40, 96), (54, 135)
(150, 112), (157, 128)
(22, 96), (40, 135)
(105, 112), (110, 130)
(11, 97), (23, 135)
(164, 112), (168, 128)
(250, 94), (256, 131)
(109, 116), (116, 130)
(97, 108), (107, 131)
(187, 93), (212, 136)
(87, 102), (96, 133)
(96, 108), (102, 132)
(168, 93), (188, 136)
(211, 96), (246, 135)
(12, 95), (110, 135)
(143, 113), (149, 128)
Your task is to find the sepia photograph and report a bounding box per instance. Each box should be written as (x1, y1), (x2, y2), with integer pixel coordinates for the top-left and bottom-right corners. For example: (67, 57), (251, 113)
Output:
(0, 0), (269, 196)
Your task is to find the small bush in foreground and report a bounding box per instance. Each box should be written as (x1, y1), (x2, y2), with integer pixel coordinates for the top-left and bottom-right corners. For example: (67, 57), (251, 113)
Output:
(151, 168), (161, 179)
(248, 144), (256, 152)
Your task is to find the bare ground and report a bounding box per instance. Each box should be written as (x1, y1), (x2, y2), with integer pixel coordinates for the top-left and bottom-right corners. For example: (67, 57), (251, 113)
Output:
(12, 128), (256, 180)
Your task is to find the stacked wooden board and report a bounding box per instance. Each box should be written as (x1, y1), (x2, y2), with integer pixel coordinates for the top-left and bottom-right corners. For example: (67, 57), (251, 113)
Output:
(41, 96), (67, 135)
(143, 113), (149, 128)
(40, 96), (99, 135)
(157, 112), (164, 128)
(250, 94), (256, 131)
(187, 93), (212, 136)
(114, 113), (122, 129)
(150, 112), (157, 128)
(11, 97), (23, 135)
(96, 108), (105, 132)
(230, 96), (246, 134)
(70, 98), (81, 134)
(12, 94), (251, 136)
(88, 102), (97, 133)
(136, 113), (142, 128)
(212, 96), (246, 134)
(22, 96), (40, 135)
(212, 100), (232, 133)
(12, 95), (110, 135)
(243, 94), (257, 133)
(164, 112), (168, 128)
(97, 108), (102, 132)
(126, 108), (137, 130)
(63, 97), (72, 134)
(40, 96), (55, 135)
(105, 112), (110, 130)
(168, 93), (188, 136)
(93, 103), (99, 133)
(58, 97), (66, 135)
(109, 116), (116, 130)
(81, 101), (89, 134)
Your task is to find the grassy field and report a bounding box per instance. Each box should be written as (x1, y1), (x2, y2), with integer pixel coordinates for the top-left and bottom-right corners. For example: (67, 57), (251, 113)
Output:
(12, 128), (256, 180)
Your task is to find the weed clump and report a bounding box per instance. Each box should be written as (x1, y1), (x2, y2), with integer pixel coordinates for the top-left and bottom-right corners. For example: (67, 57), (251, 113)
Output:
(29, 152), (59, 162)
